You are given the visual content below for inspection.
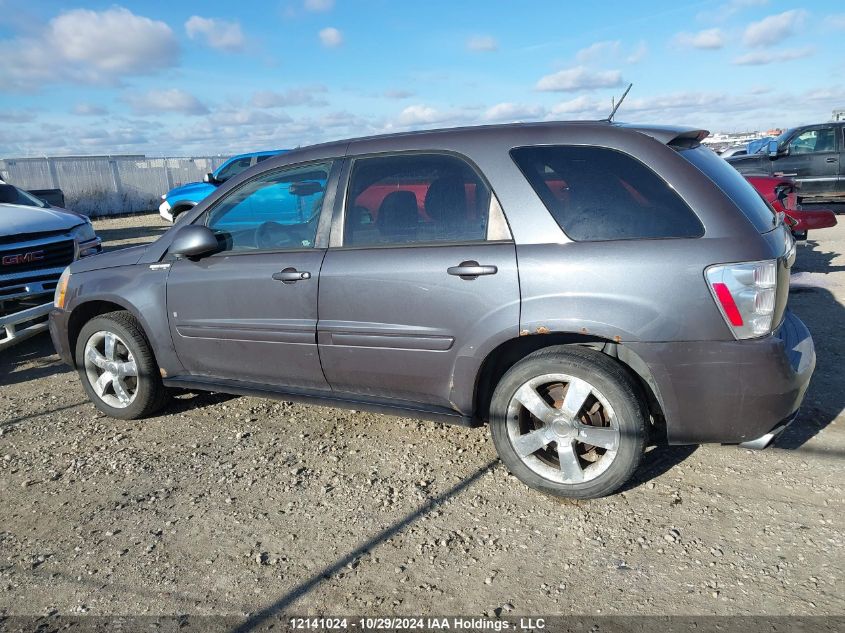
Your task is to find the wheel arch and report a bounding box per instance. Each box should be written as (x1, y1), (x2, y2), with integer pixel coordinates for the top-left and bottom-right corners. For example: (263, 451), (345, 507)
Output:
(67, 298), (146, 368)
(170, 201), (197, 219)
(472, 333), (668, 442)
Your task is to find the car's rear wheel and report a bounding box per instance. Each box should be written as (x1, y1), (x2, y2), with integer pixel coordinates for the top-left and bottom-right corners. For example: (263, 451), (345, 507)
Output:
(489, 346), (646, 499)
(75, 311), (169, 420)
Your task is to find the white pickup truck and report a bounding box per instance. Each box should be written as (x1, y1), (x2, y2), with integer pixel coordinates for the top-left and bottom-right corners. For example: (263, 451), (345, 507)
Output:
(0, 180), (101, 350)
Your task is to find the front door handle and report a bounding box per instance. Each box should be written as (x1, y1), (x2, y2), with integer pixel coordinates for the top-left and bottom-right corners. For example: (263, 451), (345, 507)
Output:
(447, 260), (498, 280)
(272, 268), (311, 284)
(825, 157), (837, 163)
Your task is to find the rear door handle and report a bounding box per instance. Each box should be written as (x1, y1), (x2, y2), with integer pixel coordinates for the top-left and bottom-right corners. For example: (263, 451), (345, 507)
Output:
(447, 260), (498, 280)
(272, 268), (311, 283)
(825, 157), (837, 163)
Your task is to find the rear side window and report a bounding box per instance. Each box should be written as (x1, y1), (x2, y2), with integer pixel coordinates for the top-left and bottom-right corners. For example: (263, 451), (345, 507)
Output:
(679, 146), (777, 233)
(511, 146), (704, 241)
(344, 153), (492, 247)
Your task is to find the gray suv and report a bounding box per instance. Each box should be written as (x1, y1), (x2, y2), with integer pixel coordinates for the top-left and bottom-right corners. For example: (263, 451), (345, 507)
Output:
(49, 122), (815, 498)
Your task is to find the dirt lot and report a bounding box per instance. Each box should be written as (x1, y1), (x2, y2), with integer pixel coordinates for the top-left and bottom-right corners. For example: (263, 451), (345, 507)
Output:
(1, 213), (843, 620)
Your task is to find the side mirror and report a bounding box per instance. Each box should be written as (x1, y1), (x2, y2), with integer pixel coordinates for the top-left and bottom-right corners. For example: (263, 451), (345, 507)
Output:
(202, 172), (218, 185)
(169, 225), (219, 259)
(767, 140), (781, 159)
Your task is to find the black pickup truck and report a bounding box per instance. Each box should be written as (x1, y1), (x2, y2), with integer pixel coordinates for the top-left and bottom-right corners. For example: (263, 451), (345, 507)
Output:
(727, 122), (845, 201)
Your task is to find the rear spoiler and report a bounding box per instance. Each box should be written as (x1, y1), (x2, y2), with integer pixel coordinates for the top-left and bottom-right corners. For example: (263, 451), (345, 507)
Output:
(666, 129), (710, 148)
(616, 124), (709, 148)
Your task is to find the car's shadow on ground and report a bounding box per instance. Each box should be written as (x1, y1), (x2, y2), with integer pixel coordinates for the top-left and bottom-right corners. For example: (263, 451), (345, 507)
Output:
(227, 459), (499, 633)
(774, 240), (845, 449)
(167, 390), (238, 413)
(791, 239), (845, 275)
(619, 444), (698, 493)
(0, 335), (68, 387)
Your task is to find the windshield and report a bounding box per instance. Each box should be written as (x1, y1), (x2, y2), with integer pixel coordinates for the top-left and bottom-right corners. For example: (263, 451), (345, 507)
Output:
(680, 146), (777, 233)
(772, 128), (795, 149)
(213, 156), (253, 182)
(0, 183), (49, 208)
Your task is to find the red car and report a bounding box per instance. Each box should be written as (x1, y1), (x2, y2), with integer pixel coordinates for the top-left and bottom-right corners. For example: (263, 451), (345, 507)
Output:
(744, 175), (837, 240)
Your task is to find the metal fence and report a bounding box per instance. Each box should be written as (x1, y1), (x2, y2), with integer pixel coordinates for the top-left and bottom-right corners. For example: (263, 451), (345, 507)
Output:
(0, 155), (229, 217)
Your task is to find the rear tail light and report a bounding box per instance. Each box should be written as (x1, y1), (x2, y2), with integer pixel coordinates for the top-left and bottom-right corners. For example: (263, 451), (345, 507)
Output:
(705, 260), (778, 339)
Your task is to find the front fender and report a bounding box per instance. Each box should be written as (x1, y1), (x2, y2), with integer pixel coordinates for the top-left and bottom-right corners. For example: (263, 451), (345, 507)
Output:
(66, 264), (182, 375)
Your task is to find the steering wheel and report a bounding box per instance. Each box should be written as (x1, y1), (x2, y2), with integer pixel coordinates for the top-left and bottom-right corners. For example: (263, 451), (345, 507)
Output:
(255, 221), (294, 250)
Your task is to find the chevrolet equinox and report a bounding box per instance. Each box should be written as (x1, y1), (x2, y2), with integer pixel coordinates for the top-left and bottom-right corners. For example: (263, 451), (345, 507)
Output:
(49, 122), (815, 498)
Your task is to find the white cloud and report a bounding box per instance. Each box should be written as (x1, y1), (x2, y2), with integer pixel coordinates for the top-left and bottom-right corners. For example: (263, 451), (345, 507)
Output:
(482, 103), (542, 122)
(549, 96), (604, 117)
(250, 87), (328, 108)
(536, 67), (624, 92)
(319, 111), (370, 129)
(208, 108), (291, 126)
(185, 16), (245, 52)
(576, 41), (620, 63)
(0, 7), (179, 91)
(123, 89), (209, 115)
(72, 103), (108, 116)
(397, 105), (447, 126)
(50, 8), (177, 73)
(304, 0), (334, 11)
(7, 83), (845, 158)
(743, 10), (806, 47)
(673, 28), (725, 50)
(319, 27), (343, 48)
(466, 35), (498, 52)
(574, 40), (646, 64)
(0, 110), (36, 123)
(733, 46), (814, 65)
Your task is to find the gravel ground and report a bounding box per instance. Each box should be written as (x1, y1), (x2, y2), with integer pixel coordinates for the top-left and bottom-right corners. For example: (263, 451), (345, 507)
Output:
(0, 212), (843, 619)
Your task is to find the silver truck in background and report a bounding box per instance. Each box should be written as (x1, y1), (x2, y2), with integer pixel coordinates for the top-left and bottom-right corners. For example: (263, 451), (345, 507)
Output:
(1, 180), (101, 350)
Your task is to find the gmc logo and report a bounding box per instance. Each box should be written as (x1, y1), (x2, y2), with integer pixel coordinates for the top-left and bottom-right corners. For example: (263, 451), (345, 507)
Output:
(2, 250), (45, 265)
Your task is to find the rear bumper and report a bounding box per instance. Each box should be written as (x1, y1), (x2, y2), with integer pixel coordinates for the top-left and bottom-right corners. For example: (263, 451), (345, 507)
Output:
(628, 310), (815, 445)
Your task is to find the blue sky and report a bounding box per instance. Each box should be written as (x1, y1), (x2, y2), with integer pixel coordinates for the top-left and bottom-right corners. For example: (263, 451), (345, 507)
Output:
(1, 0), (843, 156)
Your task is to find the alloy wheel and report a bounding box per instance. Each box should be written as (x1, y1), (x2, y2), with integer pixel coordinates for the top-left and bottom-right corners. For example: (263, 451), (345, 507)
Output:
(505, 373), (620, 484)
(83, 330), (139, 409)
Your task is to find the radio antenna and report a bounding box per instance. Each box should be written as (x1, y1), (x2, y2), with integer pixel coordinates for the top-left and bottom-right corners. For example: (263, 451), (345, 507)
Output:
(606, 83), (633, 122)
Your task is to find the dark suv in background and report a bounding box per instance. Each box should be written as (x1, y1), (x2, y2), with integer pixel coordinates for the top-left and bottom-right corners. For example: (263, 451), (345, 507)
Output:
(728, 122), (845, 200)
(49, 121), (814, 499)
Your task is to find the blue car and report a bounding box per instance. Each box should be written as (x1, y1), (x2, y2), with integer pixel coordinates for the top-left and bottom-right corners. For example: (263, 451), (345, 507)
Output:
(159, 149), (288, 222)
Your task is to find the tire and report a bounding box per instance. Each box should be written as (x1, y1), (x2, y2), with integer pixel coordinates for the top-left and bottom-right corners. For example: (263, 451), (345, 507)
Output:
(792, 230), (807, 241)
(489, 346), (646, 499)
(75, 311), (169, 420)
(172, 206), (194, 223)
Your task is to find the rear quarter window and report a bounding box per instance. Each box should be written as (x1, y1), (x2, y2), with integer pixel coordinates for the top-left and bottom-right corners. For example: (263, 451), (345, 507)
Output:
(679, 146), (777, 233)
(511, 146), (704, 241)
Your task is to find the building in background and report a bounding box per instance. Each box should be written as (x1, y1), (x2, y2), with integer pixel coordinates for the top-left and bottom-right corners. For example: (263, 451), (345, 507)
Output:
(833, 109), (845, 122)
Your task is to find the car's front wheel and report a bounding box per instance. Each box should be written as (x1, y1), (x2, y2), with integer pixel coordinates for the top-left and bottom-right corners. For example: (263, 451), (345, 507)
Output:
(489, 346), (646, 499)
(75, 311), (169, 420)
